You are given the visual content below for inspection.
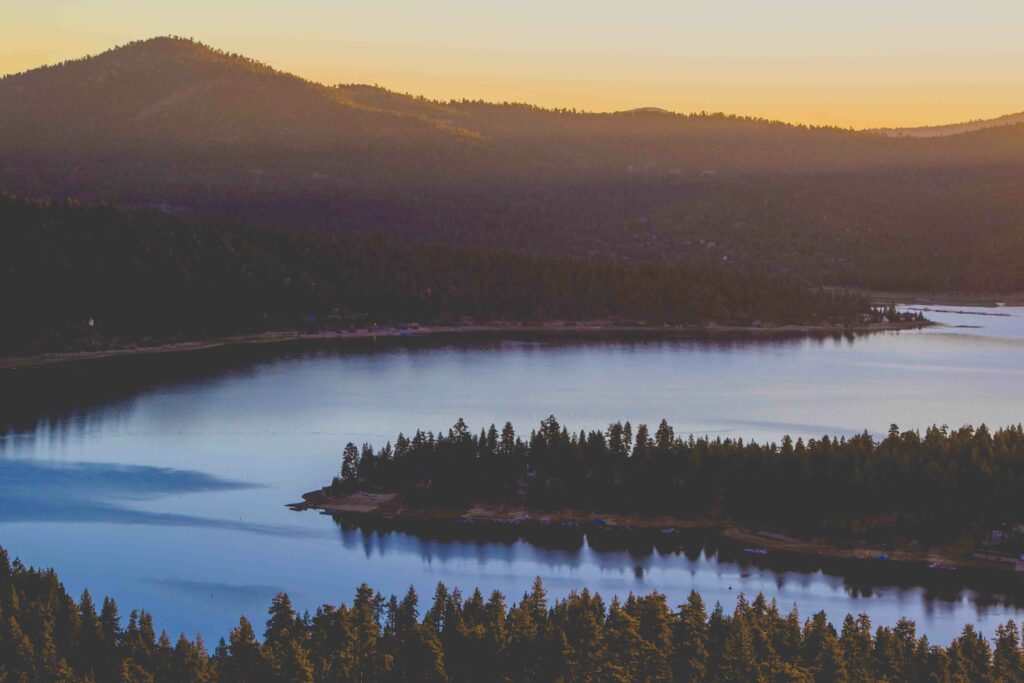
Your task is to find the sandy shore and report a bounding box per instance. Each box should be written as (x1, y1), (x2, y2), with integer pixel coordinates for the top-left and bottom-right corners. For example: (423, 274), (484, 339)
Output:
(291, 489), (716, 532)
(0, 319), (931, 370)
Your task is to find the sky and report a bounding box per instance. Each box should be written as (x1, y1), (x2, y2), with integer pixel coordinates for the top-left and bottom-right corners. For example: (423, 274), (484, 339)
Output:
(3, 0), (1024, 129)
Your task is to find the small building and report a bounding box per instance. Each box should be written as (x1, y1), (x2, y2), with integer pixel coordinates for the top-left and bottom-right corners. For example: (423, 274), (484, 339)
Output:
(984, 529), (1007, 546)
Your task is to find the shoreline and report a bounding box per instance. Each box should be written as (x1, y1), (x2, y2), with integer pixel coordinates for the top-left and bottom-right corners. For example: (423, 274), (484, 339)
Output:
(867, 291), (1024, 307)
(293, 490), (1023, 580)
(0, 318), (930, 371)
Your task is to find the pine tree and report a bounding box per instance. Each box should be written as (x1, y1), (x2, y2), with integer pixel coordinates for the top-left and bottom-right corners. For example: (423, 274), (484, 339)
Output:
(506, 597), (541, 683)
(673, 590), (709, 682)
(480, 590), (509, 681)
(628, 592), (673, 682)
(2, 616), (36, 683)
(525, 577), (548, 626)
(801, 611), (847, 683)
(221, 616), (270, 683)
(839, 614), (872, 681)
(340, 443), (359, 485)
(271, 638), (314, 683)
(717, 613), (760, 682)
(119, 658), (155, 683)
(950, 624), (992, 681)
(350, 584), (385, 683)
(75, 589), (103, 678)
(992, 621), (1024, 682)
(602, 598), (643, 683)
(706, 602), (730, 676)
(170, 633), (207, 683)
(98, 597), (123, 682)
(265, 593), (299, 647)
(387, 587), (446, 683)
(554, 589), (607, 683)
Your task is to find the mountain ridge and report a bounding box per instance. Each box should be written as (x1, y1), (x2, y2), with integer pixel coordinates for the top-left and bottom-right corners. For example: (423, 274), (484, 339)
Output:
(6, 37), (1017, 136)
(0, 36), (479, 151)
(874, 111), (1024, 138)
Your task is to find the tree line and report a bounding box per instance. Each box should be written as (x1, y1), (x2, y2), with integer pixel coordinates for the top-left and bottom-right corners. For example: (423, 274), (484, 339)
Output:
(0, 195), (868, 354)
(333, 418), (1024, 547)
(3, 545), (1024, 682)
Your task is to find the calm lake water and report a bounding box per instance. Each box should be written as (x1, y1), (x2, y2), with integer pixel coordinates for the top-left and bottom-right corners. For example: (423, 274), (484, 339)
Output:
(2, 306), (1023, 643)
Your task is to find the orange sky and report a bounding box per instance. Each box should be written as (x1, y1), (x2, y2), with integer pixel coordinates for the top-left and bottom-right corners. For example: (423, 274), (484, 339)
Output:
(5, 0), (1024, 129)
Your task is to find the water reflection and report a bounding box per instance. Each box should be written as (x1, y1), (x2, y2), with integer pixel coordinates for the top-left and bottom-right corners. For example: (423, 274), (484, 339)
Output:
(327, 513), (1024, 608)
(0, 329), (853, 439)
(320, 515), (1024, 635)
(0, 459), (320, 536)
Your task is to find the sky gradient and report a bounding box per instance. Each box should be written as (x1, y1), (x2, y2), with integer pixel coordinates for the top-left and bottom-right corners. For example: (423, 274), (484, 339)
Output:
(4, 0), (1024, 128)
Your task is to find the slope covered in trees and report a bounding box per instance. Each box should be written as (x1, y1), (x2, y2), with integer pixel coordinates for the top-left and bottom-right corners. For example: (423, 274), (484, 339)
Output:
(3, 38), (1024, 292)
(0, 37), (472, 152)
(2, 545), (1023, 682)
(0, 195), (868, 354)
(330, 417), (1024, 548)
(875, 111), (1024, 138)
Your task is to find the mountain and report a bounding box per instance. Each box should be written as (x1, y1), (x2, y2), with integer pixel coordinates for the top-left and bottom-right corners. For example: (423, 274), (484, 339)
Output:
(0, 37), (473, 150)
(875, 111), (1024, 138)
(8, 37), (1021, 175)
(3, 37), (1024, 292)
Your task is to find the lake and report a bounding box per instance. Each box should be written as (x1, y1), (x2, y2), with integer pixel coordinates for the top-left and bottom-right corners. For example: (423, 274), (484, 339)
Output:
(2, 306), (1023, 643)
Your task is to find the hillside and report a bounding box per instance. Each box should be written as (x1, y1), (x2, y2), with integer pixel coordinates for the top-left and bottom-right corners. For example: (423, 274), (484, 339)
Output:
(876, 111), (1024, 138)
(0, 195), (868, 354)
(3, 38), (1024, 292)
(0, 37), (472, 150)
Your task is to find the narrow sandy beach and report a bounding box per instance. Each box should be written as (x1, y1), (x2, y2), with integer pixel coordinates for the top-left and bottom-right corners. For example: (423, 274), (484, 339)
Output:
(0, 319), (931, 370)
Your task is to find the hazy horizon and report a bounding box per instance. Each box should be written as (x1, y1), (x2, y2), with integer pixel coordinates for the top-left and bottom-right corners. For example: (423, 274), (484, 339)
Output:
(5, 0), (1024, 129)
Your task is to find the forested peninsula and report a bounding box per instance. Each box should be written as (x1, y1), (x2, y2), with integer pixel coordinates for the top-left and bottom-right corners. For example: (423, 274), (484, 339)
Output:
(303, 418), (1024, 571)
(2, 545), (1023, 682)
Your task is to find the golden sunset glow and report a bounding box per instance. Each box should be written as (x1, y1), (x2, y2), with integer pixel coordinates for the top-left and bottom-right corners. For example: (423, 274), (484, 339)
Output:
(4, 0), (1024, 128)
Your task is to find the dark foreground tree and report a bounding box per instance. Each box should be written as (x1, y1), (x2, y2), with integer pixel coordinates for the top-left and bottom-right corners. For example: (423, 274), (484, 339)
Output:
(2, 545), (1024, 682)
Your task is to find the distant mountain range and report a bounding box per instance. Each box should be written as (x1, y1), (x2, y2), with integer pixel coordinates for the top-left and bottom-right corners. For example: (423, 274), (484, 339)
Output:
(2, 37), (1024, 293)
(5, 37), (1023, 171)
(874, 112), (1024, 138)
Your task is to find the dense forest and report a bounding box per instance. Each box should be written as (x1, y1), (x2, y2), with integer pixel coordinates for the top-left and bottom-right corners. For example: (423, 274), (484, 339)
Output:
(330, 418), (1024, 547)
(3, 545), (1024, 683)
(0, 195), (871, 354)
(4, 37), (1024, 292)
